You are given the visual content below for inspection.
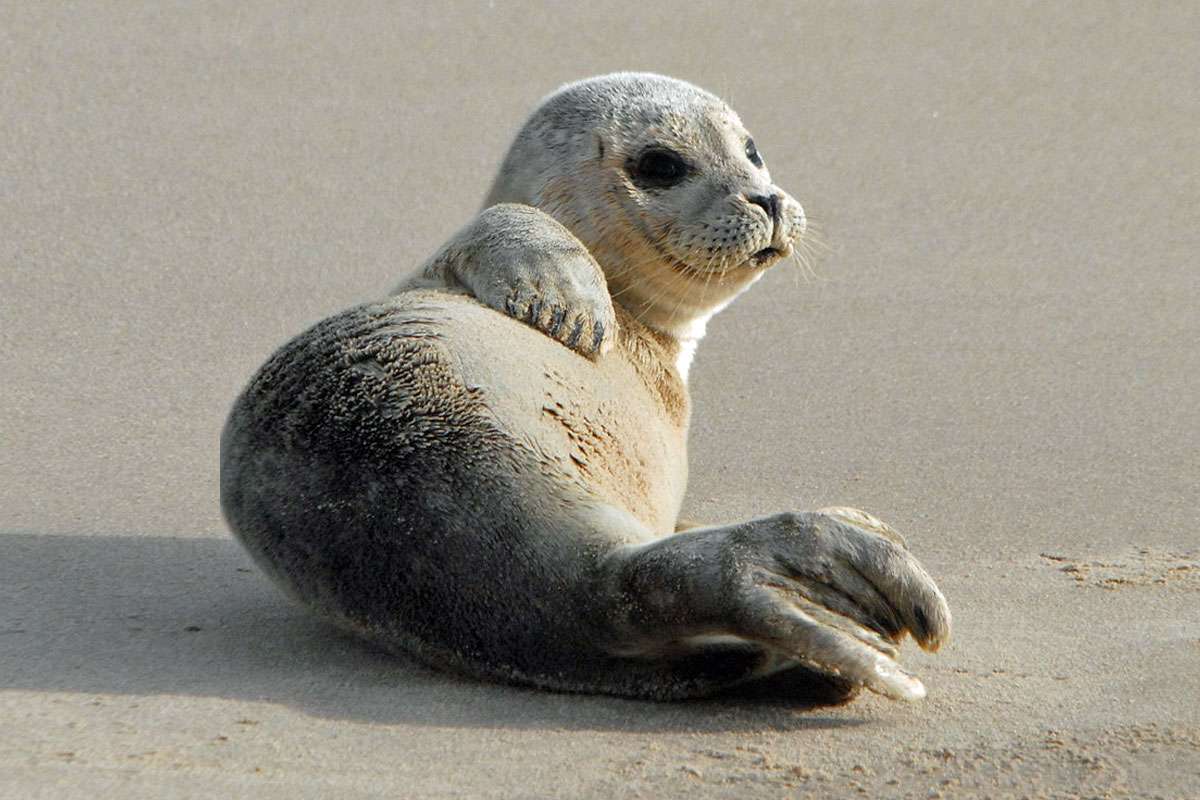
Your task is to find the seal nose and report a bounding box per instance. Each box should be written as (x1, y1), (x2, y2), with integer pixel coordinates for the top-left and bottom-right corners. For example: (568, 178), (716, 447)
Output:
(747, 192), (782, 224)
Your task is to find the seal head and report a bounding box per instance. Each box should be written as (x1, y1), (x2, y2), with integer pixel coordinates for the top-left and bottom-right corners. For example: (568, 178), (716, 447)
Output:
(485, 73), (806, 340)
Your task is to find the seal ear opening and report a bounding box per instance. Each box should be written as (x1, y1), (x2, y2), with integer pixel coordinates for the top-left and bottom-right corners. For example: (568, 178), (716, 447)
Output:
(596, 135), (605, 161)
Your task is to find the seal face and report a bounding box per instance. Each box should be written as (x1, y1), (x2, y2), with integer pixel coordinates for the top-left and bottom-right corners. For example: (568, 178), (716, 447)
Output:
(486, 73), (806, 351)
(221, 74), (950, 704)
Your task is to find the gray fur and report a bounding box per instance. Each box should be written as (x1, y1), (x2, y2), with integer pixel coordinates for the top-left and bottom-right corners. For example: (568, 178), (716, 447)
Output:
(221, 74), (950, 702)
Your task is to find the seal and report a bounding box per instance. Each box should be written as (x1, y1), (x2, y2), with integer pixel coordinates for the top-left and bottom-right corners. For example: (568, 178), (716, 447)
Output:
(220, 73), (951, 702)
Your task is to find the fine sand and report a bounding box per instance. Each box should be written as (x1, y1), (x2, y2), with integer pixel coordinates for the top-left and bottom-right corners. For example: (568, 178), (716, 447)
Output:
(2, 3), (1198, 798)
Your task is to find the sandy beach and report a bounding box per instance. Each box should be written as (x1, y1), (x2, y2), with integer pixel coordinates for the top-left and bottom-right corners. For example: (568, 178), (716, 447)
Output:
(2, 2), (1198, 797)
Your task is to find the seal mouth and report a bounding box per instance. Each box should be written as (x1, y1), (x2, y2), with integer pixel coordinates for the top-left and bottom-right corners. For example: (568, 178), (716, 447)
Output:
(749, 245), (788, 267)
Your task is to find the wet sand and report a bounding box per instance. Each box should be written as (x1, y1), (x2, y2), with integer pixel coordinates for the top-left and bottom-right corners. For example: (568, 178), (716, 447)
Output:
(2, 2), (1198, 797)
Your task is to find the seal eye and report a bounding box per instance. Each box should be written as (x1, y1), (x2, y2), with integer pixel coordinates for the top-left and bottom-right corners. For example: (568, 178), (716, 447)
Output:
(746, 138), (763, 168)
(631, 149), (689, 187)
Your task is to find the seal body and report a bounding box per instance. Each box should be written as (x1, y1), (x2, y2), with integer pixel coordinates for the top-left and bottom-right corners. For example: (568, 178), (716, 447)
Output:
(222, 74), (952, 702)
(223, 293), (749, 695)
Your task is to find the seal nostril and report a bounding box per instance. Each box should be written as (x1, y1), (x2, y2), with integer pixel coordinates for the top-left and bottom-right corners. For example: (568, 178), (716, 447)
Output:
(747, 193), (781, 224)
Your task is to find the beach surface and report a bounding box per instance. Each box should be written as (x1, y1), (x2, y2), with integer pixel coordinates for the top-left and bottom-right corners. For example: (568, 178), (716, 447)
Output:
(2, 2), (1198, 797)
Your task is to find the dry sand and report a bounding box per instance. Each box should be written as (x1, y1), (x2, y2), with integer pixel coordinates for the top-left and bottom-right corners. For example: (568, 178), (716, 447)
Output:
(2, 2), (1198, 797)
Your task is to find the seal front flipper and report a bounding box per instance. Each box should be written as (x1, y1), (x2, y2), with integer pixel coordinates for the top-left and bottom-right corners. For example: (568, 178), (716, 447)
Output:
(394, 203), (617, 356)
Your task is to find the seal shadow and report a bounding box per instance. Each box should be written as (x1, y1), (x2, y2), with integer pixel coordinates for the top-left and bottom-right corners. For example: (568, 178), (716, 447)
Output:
(0, 532), (868, 733)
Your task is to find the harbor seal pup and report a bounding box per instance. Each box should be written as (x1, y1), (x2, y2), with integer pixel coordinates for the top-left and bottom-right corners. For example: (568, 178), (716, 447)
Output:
(220, 73), (951, 702)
